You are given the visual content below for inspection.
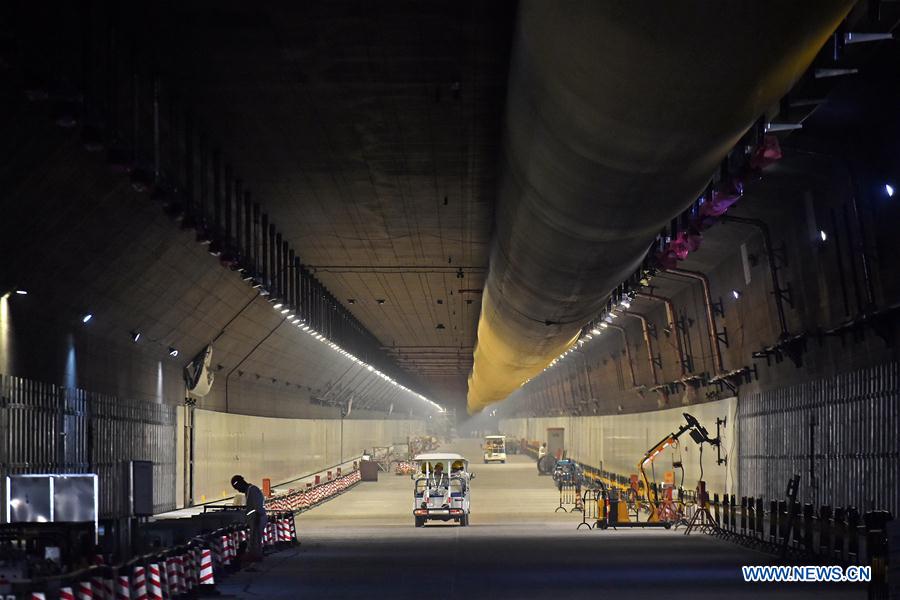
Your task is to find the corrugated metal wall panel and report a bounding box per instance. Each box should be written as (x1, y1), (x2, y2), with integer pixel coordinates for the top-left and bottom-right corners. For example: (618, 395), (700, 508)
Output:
(500, 397), (738, 495)
(738, 361), (899, 517)
(0, 373), (178, 519)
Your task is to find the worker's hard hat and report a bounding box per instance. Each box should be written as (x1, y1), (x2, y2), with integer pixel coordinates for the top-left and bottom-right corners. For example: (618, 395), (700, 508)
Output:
(230, 475), (245, 488)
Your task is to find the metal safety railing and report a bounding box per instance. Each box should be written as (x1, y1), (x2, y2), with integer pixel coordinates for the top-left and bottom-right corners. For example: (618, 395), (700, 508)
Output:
(555, 483), (583, 513)
(563, 467), (893, 598)
(4, 511), (298, 599)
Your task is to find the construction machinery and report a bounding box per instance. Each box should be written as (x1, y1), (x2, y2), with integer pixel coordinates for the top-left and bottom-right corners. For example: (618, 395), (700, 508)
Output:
(595, 413), (724, 529)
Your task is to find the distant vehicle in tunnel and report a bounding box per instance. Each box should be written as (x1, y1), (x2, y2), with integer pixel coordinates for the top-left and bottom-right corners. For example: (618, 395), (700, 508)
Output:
(412, 453), (474, 527)
(482, 435), (507, 463)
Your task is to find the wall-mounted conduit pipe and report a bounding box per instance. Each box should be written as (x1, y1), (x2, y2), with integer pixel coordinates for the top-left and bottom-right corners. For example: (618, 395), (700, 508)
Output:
(665, 268), (725, 374)
(466, 1), (853, 413)
(635, 292), (687, 377)
(720, 215), (791, 339)
(607, 324), (638, 388)
(622, 312), (658, 385)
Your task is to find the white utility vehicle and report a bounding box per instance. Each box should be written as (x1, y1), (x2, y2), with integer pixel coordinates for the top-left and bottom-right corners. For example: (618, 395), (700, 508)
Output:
(483, 435), (507, 463)
(412, 453), (473, 527)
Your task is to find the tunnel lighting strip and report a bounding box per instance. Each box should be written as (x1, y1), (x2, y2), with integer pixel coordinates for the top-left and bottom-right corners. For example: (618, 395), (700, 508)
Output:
(521, 291), (642, 387)
(270, 302), (445, 413)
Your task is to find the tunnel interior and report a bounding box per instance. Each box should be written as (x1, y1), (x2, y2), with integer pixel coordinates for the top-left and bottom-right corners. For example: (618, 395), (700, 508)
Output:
(0, 1), (899, 598)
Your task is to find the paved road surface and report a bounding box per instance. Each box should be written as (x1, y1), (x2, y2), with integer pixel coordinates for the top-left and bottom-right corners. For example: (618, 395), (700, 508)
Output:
(218, 438), (864, 599)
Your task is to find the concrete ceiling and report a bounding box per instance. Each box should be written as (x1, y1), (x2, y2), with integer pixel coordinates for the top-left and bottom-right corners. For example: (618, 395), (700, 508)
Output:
(135, 1), (516, 409)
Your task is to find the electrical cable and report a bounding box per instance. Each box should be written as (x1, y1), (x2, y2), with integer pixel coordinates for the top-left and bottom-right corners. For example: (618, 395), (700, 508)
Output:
(699, 443), (705, 481)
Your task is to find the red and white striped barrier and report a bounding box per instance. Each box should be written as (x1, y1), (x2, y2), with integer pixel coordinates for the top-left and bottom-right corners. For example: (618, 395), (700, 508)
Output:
(166, 557), (180, 596)
(116, 575), (130, 600)
(265, 468), (361, 512)
(289, 512), (298, 542)
(22, 525), (264, 599)
(132, 565), (147, 600)
(175, 554), (193, 594)
(198, 548), (215, 587)
(148, 563), (163, 600)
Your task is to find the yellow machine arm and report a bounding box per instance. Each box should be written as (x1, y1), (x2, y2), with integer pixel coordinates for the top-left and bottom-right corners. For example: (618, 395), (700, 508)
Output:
(637, 413), (718, 518)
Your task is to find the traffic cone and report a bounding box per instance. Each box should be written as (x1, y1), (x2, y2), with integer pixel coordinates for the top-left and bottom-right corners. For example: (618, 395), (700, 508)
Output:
(177, 555), (190, 593)
(132, 565), (148, 600)
(77, 580), (93, 600)
(166, 557), (180, 596)
(288, 512), (298, 542)
(198, 548), (216, 590)
(59, 587), (76, 600)
(147, 564), (162, 600)
(90, 577), (103, 600)
(30, 593), (46, 600)
(158, 561), (169, 599)
(216, 534), (231, 566)
(116, 575), (130, 600)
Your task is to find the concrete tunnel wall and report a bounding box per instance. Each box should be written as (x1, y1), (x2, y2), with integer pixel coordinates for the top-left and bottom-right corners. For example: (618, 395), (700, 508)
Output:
(500, 396), (738, 497)
(0, 99), (440, 517)
(178, 409), (425, 507)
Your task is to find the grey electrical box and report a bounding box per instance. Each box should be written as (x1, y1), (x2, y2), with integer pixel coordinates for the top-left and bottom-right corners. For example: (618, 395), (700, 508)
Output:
(125, 460), (154, 517)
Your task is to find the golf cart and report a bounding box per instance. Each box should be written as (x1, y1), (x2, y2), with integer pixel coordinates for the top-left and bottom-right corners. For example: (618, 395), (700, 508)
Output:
(483, 435), (507, 463)
(412, 453), (474, 527)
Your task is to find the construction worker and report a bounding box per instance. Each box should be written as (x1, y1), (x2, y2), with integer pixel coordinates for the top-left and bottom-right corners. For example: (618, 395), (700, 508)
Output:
(231, 475), (267, 561)
(537, 442), (548, 473)
(431, 463), (448, 489)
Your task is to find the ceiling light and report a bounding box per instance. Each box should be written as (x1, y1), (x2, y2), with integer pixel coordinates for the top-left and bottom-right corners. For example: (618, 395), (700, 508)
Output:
(600, 322), (609, 329)
(168, 347), (179, 357)
(731, 289), (742, 299)
(131, 331), (141, 343)
(886, 184), (895, 197)
(15, 289), (27, 295)
(819, 230), (828, 242)
(273, 303), (283, 309)
(591, 328), (601, 335)
(81, 313), (93, 324)
(280, 308), (289, 314)
(620, 300), (631, 309)
(291, 319), (300, 324)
